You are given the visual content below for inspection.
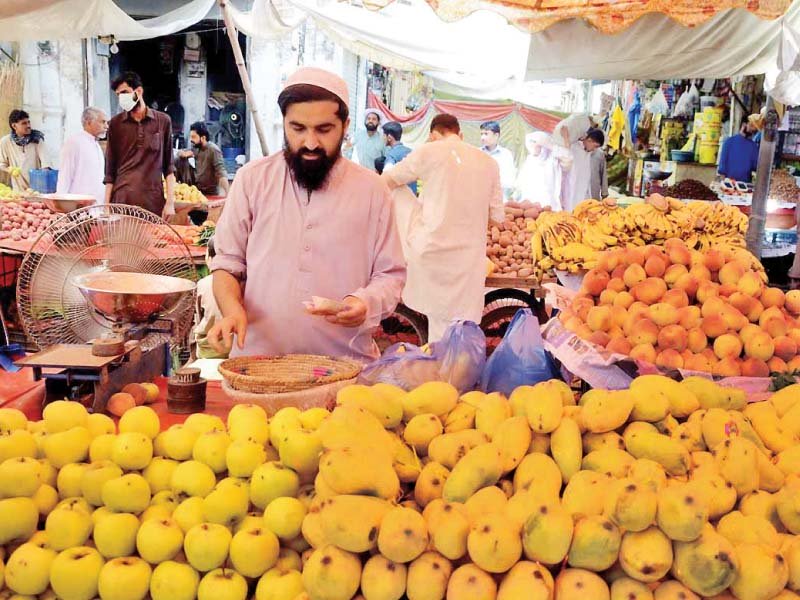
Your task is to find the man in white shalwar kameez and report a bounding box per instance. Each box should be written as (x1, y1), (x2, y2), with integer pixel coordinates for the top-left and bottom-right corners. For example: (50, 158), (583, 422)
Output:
(516, 131), (563, 210)
(382, 114), (504, 342)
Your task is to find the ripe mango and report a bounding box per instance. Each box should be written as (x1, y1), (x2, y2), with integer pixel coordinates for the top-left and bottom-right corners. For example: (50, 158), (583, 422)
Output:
(497, 561), (553, 600)
(653, 580), (700, 600)
(713, 437), (760, 497)
(554, 568), (610, 600)
(318, 446), (400, 500)
(513, 452), (562, 498)
(406, 552), (451, 600)
(717, 511), (780, 550)
(360, 554), (406, 600)
(475, 393), (512, 438)
(442, 443), (503, 503)
(402, 382), (458, 421)
(582, 431), (625, 454)
(318, 495), (392, 552)
(567, 515), (621, 571)
(580, 390), (633, 433)
(633, 374), (699, 418)
(445, 564), (496, 600)
(777, 476), (800, 534)
(551, 417), (583, 483)
(604, 479), (657, 532)
(624, 422), (690, 476)
(443, 403), (475, 433)
(302, 545), (361, 600)
(377, 506), (428, 563)
(745, 401), (797, 454)
(336, 384), (402, 429)
(729, 542), (788, 600)
(467, 513), (522, 573)
(656, 483), (708, 542)
(523, 383), (563, 433)
(430, 502), (470, 560)
(388, 433), (421, 484)
(619, 526), (672, 583)
(629, 458), (667, 493)
(562, 470), (611, 519)
(770, 383), (800, 417)
(582, 448), (635, 478)
(463, 486), (507, 523)
(318, 405), (392, 453)
(688, 475), (736, 520)
(492, 417), (531, 472)
(427, 430), (489, 469)
(680, 376), (746, 411)
(521, 499), (573, 565)
(671, 523), (738, 597)
(610, 578), (653, 600)
(414, 462), (450, 508)
(629, 376), (670, 422)
(740, 490), (784, 533)
(403, 414), (443, 456)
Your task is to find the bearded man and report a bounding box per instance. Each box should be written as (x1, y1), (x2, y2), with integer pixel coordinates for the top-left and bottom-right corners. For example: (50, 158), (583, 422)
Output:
(208, 67), (406, 361)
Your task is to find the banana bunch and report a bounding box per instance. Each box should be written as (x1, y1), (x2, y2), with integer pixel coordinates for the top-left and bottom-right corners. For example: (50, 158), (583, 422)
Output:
(624, 202), (682, 241)
(529, 211), (582, 256)
(573, 199), (627, 250)
(550, 242), (599, 271)
(686, 201), (749, 237)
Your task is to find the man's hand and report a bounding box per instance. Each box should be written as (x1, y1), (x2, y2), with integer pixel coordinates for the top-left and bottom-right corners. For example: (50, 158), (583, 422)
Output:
(162, 203), (176, 220)
(179, 150), (194, 159)
(208, 309), (248, 354)
(326, 296), (368, 327)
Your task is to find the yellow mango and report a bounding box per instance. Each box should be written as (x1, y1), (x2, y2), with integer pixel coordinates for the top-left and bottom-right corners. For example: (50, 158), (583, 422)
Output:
(680, 376), (746, 411)
(403, 414), (443, 455)
(656, 483), (708, 542)
(632, 374), (699, 418)
(603, 478), (657, 532)
(475, 393), (512, 438)
(492, 416), (531, 472)
(497, 561), (553, 600)
(427, 430), (489, 469)
(713, 437), (760, 497)
(402, 382), (458, 421)
(671, 523), (738, 597)
(442, 443), (503, 503)
(318, 446), (400, 500)
(618, 526), (673, 583)
(581, 390), (633, 433)
(512, 452), (562, 498)
(318, 495), (392, 552)
(443, 403), (476, 433)
(521, 498), (573, 565)
(623, 422), (690, 476)
(581, 448), (635, 478)
(414, 462), (450, 508)
(551, 417), (583, 483)
(406, 552), (451, 600)
(555, 569), (610, 600)
(466, 513), (522, 573)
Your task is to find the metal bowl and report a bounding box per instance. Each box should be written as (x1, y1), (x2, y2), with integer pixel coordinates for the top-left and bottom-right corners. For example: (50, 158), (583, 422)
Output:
(73, 272), (196, 322)
(42, 194), (96, 213)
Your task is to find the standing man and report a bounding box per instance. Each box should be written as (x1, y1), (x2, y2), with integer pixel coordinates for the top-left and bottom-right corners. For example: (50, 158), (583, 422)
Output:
(383, 114), (504, 342)
(718, 118), (759, 183)
(104, 72), (176, 219)
(583, 128), (608, 200)
(0, 109), (50, 191)
(382, 121), (416, 194)
(351, 108), (385, 172)
(207, 67), (405, 360)
(56, 107), (108, 204)
(175, 121), (229, 197)
(480, 120), (516, 199)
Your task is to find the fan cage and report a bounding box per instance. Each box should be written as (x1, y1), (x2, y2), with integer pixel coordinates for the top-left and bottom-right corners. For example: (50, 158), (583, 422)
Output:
(16, 204), (198, 350)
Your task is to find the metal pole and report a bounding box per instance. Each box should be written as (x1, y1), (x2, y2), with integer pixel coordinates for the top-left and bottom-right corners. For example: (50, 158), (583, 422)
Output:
(746, 96), (778, 258)
(217, 0), (269, 157)
(81, 39), (89, 109)
(789, 198), (800, 288)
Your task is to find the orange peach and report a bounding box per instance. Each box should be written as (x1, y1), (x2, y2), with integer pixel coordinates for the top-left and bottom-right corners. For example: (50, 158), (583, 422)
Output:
(628, 318), (659, 346)
(645, 255), (667, 278)
(773, 336), (798, 362)
(768, 356), (789, 373)
(633, 278), (668, 305)
(678, 306), (703, 330)
(629, 302), (650, 320)
(589, 331), (612, 347)
(121, 383), (148, 407)
(746, 300), (765, 324)
(689, 264), (713, 283)
(744, 331), (775, 362)
(610, 306), (628, 329)
(583, 268), (611, 297)
(761, 287), (786, 309)
(718, 261), (747, 286)
(704, 249), (726, 272)
(611, 265), (627, 281)
(687, 328), (708, 354)
(689, 250), (706, 267)
(644, 245), (667, 261)
(630, 343), (657, 364)
(607, 277), (627, 293)
(763, 316), (790, 339)
(587, 306), (614, 332)
(613, 291), (635, 310)
(608, 325), (625, 340)
(701, 347), (719, 363)
(623, 264), (647, 289)
(696, 281), (720, 305)
(741, 358), (770, 378)
(664, 264), (689, 286)
(649, 303), (680, 327)
(737, 271), (765, 298)
(701, 297), (728, 319)
(597, 250), (623, 273)
(656, 349), (684, 370)
(658, 325), (688, 352)
(713, 357), (742, 377)
(107, 392), (136, 417)
(720, 305), (748, 332)
(622, 312), (646, 336)
(576, 325), (593, 340)
(739, 323), (763, 345)
(667, 243), (692, 267)
(625, 247), (647, 267)
(719, 284), (739, 298)
(701, 315), (729, 339)
(563, 316), (583, 334)
(714, 334), (743, 360)
(599, 289), (618, 306)
(787, 356), (800, 372)
(662, 288), (690, 309)
(728, 292), (755, 316)
(606, 337), (632, 355)
(788, 328), (800, 346)
(785, 290), (800, 316)
(684, 353), (713, 373)
(673, 274), (700, 299)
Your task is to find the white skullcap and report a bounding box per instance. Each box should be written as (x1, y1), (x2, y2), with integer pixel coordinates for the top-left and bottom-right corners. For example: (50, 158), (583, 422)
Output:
(283, 66), (350, 109)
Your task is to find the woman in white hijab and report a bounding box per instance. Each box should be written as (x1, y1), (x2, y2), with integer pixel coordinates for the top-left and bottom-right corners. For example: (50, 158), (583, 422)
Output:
(515, 131), (563, 210)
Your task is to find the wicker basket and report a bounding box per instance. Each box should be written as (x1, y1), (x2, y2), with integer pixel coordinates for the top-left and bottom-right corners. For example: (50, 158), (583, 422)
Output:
(218, 354), (362, 394)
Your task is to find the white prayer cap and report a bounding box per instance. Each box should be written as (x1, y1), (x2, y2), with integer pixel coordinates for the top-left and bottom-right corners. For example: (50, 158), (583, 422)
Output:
(283, 67), (350, 109)
(526, 130), (552, 152)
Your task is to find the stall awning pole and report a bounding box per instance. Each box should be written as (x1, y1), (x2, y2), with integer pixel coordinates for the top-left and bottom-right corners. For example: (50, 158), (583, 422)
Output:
(746, 96), (777, 259)
(217, 0), (269, 157)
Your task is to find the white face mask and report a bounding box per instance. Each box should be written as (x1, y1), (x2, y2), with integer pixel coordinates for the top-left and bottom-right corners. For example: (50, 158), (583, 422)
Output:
(118, 92), (138, 113)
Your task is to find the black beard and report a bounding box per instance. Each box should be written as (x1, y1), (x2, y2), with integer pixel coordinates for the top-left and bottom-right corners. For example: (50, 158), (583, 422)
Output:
(365, 122), (378, 132)
(284, 138), (341, 192)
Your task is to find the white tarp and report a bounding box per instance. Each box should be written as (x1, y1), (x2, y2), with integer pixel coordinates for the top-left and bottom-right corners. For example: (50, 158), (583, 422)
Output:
(0, 0), (295, 41)
(525, 3), (800, 81)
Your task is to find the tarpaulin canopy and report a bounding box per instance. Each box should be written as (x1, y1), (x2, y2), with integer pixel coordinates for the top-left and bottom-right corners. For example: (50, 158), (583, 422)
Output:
(360, 0), (790, 34)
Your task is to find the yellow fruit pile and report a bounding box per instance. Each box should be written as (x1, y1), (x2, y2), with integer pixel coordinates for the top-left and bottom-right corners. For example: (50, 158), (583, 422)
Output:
(166, 182), (207, 204)
(4, 379), (800, 599)
(531, 195), (750, 273)
(559, 238), (800, 376)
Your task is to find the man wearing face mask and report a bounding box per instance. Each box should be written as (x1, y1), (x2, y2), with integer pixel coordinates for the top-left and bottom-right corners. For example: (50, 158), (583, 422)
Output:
(56, 107), (108, 204)
(0, 109), (51, 191)
(351, 109), (385, 172)
(175, 121), (229, 197)
(104, 72), (176, 218)
(207, 67), (405, 360)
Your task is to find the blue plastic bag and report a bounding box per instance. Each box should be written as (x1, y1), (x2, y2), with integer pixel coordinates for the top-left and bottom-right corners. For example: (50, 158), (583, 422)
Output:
(480, 309), (559, 397)
(359, 321), (486, 392)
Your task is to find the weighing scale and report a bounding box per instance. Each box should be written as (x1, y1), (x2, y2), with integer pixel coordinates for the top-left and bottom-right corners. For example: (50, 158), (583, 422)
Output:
(14, 204), (197, 413)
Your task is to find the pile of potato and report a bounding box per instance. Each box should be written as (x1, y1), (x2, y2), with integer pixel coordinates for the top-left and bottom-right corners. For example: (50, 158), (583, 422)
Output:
(486, 202), (547, 279)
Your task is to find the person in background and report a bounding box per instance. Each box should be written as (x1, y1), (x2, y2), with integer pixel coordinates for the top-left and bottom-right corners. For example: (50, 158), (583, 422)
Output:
(207, 67), (405, 360)
(718, 118), (759, 183)
(194, 237), (228, 359)
(480, 120), (516, 199)
(382, 121), (416, 194)
(515, 131), (562, 210)
(175, 121), (229, 197)
(552, 113), (596, 149)
(382, 114), (503, 342)
(0, 109), (50, 191)
(104, 71), (176, 219)
(351, 108), (385, 172)
(584, 128), (608, 200)
(56, 107), (108, 204)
